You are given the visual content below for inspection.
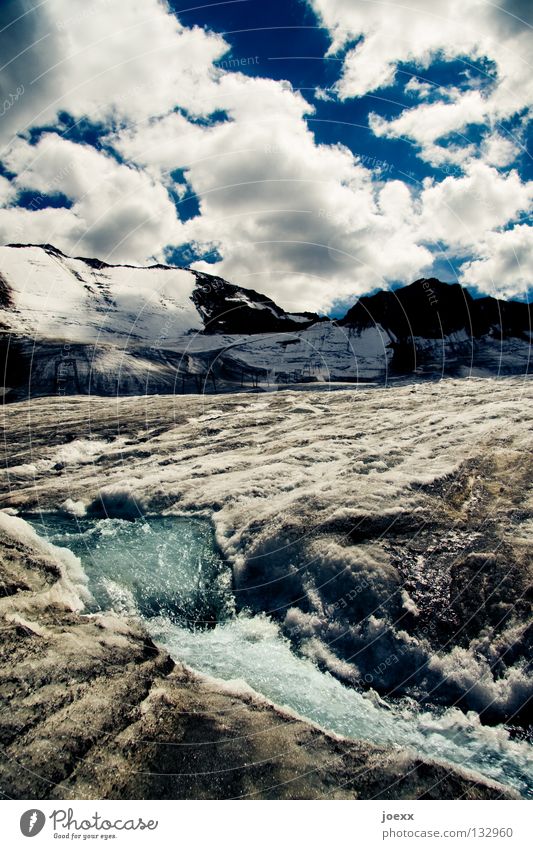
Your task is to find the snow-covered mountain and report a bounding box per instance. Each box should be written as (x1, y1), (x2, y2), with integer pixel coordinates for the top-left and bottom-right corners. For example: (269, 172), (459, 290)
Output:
(0, 243), (320, 341)
(0, 243), (530, 398)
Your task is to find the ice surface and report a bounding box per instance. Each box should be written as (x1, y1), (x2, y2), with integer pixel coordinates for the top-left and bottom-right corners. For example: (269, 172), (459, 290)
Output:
(27, 511), (533, 797)
(4, 376), (531, 732)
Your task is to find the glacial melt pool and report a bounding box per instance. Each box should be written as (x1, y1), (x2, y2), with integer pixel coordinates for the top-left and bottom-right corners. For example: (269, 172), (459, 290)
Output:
(29, 513), (533, 797)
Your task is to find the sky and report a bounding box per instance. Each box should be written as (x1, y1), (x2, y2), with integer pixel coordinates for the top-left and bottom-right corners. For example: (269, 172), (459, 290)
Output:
(0, 0), (531, 313)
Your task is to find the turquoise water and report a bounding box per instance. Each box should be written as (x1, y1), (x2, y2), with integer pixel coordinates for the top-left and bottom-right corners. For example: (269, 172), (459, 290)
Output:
(31, 514), (234, 628)
(29, 514), (533, 797)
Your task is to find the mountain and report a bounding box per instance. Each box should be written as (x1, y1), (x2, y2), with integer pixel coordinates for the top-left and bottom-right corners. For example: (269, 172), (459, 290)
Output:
(0, 244), (530, 399)
(341, 277), (531, 339)
(0, 243), (321, 339)
(341, 277), (532, 372)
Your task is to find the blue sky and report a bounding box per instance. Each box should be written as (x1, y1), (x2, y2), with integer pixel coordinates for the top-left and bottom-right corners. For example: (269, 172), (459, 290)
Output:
(175, 0), (531, 183)
(0, 0), (531, 312)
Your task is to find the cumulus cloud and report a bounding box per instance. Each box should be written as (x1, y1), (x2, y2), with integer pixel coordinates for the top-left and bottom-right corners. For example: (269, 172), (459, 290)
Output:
(404, 76), (434, 100)
(0, 0), (227, 147)
(418, 162), (533, 250)
(0, 0), (226, 261)
(0, 176), (15, 206)
(369, 91), (487, 167)
(460, 225), (533, 297)
(114, 74), (433, 310)
(481, 133), (522, 168)
(0, 0), (531, 305)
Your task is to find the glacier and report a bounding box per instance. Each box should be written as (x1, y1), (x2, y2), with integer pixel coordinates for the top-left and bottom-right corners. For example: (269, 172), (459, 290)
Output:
(22, 511), (533, 796)
(2, 377), (531, 731)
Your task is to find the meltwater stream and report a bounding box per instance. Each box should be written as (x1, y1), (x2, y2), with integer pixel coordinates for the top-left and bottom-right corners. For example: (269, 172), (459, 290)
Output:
(29, 514), (533, 797)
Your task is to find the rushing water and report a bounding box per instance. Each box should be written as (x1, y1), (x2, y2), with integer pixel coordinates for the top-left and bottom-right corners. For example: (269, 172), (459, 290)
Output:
(29, 513), (533, 797)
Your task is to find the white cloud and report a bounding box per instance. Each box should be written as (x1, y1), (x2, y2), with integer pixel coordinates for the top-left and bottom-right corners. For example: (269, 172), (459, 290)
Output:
(0, 0), (228, 148)
(6, 0), (433, 303)
(418, 162), (533, 250)
(0, 176), (15, 206)
(309, 0), (532, 166)
(309, 0), (499, 95)
(0, 0), (530, 307)
(0, 134), (182, 261)
(314, 87), (336, 102)
(369, 90), (487, 167)
(0, 0), (226, 262)
(404, 77), (433, 100)
(460, 224), (533, 298)
(114, 72), (434, 310)
(481, 133), (521, 168)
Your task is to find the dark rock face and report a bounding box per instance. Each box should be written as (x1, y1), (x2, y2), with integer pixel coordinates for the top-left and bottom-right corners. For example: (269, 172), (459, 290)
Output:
(341, 278), (532, 341)
(191, 270), (323, 334)
(7, 242), (68, 258)
(340, 278), (531, 375)
(0, 273), (13, 309)
(471, 295), (532, 339)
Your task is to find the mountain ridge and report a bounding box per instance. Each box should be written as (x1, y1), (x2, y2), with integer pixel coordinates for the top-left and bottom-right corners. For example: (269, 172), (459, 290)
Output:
(341, 276), (532, 341)
(4, 242), (532, 336)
